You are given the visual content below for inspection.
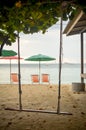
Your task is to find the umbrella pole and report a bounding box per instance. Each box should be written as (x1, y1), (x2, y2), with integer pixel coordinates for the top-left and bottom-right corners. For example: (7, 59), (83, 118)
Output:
(39, 61), (40, 84)
(10, 59), (11, 84)
(17, 32), (22, 110)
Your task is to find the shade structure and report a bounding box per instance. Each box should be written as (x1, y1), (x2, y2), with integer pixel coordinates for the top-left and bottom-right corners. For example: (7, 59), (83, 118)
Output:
(1, 49), (17, 57)
(25, 54), (56, 83)
(26, 54), (56, 61)
(0, 56), (23, 83)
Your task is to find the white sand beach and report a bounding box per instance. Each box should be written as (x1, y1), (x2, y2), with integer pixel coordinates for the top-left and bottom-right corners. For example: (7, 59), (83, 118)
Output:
(0, 84), (86, 130)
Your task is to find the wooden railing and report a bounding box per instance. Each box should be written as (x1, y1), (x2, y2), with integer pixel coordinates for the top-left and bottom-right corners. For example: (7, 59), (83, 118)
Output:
(81, 73), (86, 79)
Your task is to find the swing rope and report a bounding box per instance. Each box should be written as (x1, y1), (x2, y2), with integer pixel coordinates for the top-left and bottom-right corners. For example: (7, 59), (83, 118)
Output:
(57, 16), (63, 113)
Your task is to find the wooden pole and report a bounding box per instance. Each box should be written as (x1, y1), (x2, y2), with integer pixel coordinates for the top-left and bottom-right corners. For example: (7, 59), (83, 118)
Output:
(80, 33), (84, 83)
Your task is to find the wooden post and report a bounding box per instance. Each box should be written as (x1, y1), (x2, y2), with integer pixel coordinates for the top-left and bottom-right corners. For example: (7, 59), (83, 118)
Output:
(80, 33), (84, 83)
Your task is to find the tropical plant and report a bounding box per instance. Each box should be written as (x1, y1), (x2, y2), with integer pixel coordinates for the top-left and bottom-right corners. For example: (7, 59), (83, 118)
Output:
(0, 0), (86, 54)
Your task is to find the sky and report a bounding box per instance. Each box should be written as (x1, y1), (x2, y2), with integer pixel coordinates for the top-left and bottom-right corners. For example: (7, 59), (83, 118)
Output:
(0, 20), (86, 64)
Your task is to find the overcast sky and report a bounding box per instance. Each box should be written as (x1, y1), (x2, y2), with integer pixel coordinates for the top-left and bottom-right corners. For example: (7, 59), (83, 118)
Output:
(1, 20), (86, 64)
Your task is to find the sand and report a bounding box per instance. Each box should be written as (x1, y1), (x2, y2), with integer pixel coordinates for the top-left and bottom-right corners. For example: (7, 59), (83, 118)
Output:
(0, 84), (86, 130)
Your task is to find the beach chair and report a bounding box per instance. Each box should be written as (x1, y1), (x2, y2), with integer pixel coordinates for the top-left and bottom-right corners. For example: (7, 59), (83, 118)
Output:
(31, 74), (39, 84)
(41, 74), (50, 84)
(11, 73), (18, 83)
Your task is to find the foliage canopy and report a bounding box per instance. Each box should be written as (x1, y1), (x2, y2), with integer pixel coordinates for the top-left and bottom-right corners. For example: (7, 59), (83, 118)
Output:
(0, 0), (86, 46)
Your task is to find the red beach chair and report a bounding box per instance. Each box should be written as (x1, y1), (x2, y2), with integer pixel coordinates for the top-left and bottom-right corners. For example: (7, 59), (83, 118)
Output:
(41, 74), (50, 84)
(31, 74), (39, 84)
(11, 73), (18, 83)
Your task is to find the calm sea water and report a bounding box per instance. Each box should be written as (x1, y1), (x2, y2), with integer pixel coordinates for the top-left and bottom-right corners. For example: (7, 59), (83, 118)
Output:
(0, 63), (86, 84)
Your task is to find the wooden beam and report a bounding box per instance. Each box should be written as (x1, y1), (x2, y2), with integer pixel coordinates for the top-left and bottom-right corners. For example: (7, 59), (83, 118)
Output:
(66, 11), (84, 35)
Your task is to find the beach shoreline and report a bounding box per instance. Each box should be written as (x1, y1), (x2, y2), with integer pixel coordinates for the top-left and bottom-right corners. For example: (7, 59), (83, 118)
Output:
(0, 84), (86, 130)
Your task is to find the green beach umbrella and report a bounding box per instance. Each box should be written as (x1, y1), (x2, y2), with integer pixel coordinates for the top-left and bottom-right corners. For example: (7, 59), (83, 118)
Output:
(1, 49), (17, 57)
(25, 54), (56, 83)
(25, 54), (56, 61)
(0, 49), (17, 83)
(0, 56), (23, 83)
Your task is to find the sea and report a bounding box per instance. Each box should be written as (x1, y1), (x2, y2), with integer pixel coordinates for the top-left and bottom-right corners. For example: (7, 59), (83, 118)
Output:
(0, 63), (86, 84)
